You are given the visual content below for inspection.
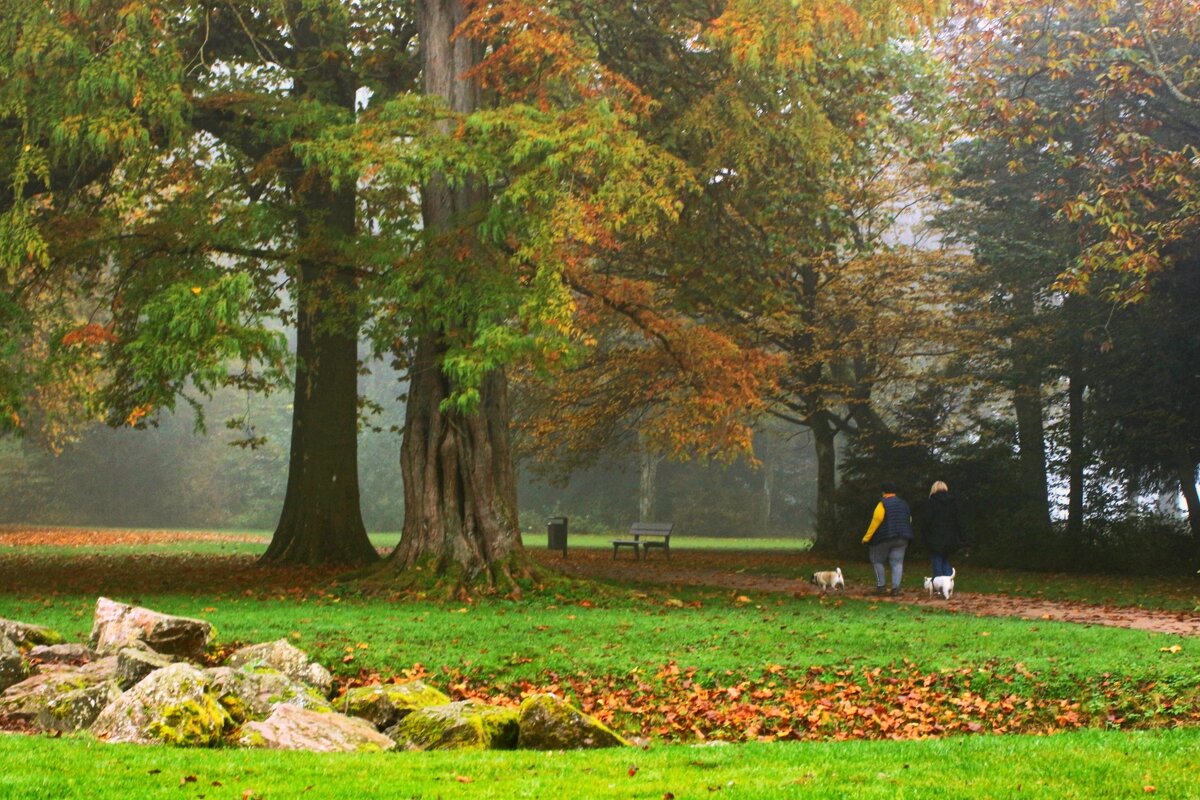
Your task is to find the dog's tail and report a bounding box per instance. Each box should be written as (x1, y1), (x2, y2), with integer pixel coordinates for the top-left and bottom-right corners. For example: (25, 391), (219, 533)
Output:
(950, 567), (956, 579)
(834, 567), (842, 577)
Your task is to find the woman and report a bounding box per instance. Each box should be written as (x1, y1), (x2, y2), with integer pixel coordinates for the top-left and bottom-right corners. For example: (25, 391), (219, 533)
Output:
(861, 482), (913, 596)
(923, 481), (966, 579)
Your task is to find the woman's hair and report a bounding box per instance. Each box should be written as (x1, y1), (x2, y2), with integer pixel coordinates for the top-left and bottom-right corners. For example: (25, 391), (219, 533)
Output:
(929, 480), (949, 496)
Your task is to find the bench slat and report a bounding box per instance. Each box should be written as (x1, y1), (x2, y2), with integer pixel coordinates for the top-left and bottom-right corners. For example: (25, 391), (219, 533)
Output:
(630, 522), (673, 535)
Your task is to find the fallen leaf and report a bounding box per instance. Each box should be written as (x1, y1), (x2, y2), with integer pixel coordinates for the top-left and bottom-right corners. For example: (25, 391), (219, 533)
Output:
(455, 775), (474, 784)
(629, 766), (639, 777)
(180, 775), (197, 786)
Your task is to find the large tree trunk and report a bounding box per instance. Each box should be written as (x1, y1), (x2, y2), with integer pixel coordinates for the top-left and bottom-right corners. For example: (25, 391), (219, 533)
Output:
(1176, 455), (1200, 538)
(260, 5), (375, 565)
(374, 0), (529, 591)
(262, 258), (377, 565)
(1012, 379), (1053, 530)
(811, 414), (838, 551)
(759, 449), (774, 531)
(1009, 282), (1053, 535)
(388, 336), (523, 582)
(1065, 340), (1087, 540)
(638, 431), (661, 522)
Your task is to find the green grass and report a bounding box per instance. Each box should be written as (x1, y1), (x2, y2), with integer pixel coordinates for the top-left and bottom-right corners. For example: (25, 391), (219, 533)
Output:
(0, 575), (1189, 683)
(1, 727), (1197, 799)
(0, 558), (1194, 712)
(1, 535), (1198, 798)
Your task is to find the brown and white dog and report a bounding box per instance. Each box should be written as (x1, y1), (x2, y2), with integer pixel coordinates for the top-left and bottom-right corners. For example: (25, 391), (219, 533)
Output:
(810, 567), (845, 593)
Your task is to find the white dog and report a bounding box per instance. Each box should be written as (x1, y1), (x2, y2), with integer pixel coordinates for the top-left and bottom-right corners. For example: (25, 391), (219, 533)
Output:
(924, 567), (956, 599)
(811, 567), (845, 593)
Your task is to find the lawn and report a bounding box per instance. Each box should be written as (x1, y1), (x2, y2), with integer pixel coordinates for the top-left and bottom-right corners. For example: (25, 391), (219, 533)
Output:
(1, 727), (1197, 799)
(1, 530), (1198, 798)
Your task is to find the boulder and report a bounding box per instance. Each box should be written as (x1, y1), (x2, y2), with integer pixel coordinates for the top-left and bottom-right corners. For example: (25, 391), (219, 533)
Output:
(90, 662), (231, 746)
(339, 680), (450, 728)
(0, 636), (27, 693)
(89, 597), (213, 660)
(233, 704), (395, 753)
(207, 666), (333, 723)
(516, 693), (629, 750)
(226, 640), (333, 697)
(0, 618), (65, 649)
(116, 647), (175, 690)
(385, 699), (519, 751)
(0, 657), (118, 720)
(28, 643), (99, 666)
(34, 681), (122, 733)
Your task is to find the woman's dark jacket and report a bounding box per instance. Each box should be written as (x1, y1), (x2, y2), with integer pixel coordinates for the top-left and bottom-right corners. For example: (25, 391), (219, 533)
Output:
(923, 491), (966, 555)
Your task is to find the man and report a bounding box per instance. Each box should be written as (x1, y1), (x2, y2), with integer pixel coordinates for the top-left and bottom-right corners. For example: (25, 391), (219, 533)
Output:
(861, 482), (913, 596)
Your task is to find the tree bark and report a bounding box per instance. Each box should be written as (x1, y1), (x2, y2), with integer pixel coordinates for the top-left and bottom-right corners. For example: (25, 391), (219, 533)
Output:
(262, 255), (377, 565)
(1065, 333), (1086, 540)
(375, 0), (528, 591)
(1012, 379), (1053, 529)
(388, 336), (523, 582)
(759, 450), (774, 531)
(1176, 455), (1200, 537)
(1006, 281), (1053, 536)
(638, 432), (660, 523)
(261, 5), (376, 565)
(811, 415), (838, 551)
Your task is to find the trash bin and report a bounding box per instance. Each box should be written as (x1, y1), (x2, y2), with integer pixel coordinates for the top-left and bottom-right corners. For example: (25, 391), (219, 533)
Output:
(547, 516), (568, 557)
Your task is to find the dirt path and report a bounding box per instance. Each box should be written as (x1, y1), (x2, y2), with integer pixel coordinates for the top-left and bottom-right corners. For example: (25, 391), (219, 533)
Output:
(536, 550), (1200, 637)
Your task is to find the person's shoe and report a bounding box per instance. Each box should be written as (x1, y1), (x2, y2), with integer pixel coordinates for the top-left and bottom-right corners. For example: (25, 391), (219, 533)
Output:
(873, 586), (888, 596)
(890, 587), (903, 597)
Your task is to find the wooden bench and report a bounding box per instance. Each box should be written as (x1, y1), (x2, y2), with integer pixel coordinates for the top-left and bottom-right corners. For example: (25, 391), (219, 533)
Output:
(611, 522), (674, 560)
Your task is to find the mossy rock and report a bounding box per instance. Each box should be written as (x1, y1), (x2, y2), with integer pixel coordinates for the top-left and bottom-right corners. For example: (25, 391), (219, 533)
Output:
(207, 666), (333, 723)
(516, 693), (629, 750)
(90, 598), (213, 660)
(340, 680), (451, 728)
(232, 705), (395, 753)
(0, 619), (65, 649)
(0, 636), (27, 693)
(0, 659), (118, 720)
(28, 643), (98, 665)
(34, 681), (122, 733)
(90, 662), (231, 746)
(116, 647), (175, 690)
(385, 700), (519, 751)
(226, 640), (333, 697)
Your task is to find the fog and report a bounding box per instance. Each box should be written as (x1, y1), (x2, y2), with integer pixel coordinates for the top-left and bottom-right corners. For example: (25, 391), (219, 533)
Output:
(0, 373), (818, 539)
